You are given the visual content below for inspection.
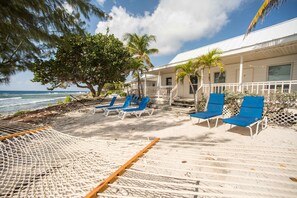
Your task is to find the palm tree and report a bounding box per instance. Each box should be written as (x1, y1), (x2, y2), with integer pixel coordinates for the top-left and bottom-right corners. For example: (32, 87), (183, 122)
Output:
(176, 61), (200, 110)
(196, 49), (224, 94)
(246, 0), (285, 36)
(124, 33), (159, 97)
(130, 59), (147, 97)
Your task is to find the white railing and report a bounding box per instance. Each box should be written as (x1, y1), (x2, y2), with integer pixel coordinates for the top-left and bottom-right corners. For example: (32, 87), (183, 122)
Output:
(145, 85), (173, 98)
(202, 80), (297, 96)
(169, 84), (178, 105)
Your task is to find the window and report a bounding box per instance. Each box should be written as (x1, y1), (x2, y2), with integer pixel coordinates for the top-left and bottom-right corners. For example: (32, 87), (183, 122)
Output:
(214, 72), (226, 83)
(268, 64), (291, 81)
(166, 77), (172, 86)
(189, 76), (198, 94)
(214, 72), (226, 93)
(268, 64), (291, 91)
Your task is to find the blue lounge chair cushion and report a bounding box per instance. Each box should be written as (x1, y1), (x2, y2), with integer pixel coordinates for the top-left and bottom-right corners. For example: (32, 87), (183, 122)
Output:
(190, 111), (222, 119)
(95, 96), (117, 109)
(122, 108), (142, 112)
(223, 116), (261, 127)
(122, 97), (150, 112)
(223, 96), (264, 127)
(190, 93), (225, 119)
(106, 106), (125, 110)
(238, 96), (264, 120)
(95, 104), (112, 109)
(106, 96), (132, 110)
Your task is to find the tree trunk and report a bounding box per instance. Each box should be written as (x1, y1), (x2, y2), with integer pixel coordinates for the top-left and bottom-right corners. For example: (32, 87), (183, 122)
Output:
(140, 82), (144, 98)
(137, 73), (141, 98)
(208, 68), (211, 95)
(86, 83), (96, 97)
(97, 84), (103, 96)
(189, 81), (197, 111)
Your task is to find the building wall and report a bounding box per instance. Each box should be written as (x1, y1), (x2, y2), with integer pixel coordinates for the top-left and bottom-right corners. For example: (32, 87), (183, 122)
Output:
(176, 76), (191, 98)
(130, 80), (156, 90)
(161, 73), (176, 86)
(150, 54), (297, 98)
(203, 54), (297, 84)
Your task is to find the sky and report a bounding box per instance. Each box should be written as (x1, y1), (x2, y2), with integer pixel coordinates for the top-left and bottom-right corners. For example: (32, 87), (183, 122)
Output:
(1, 0), (297, 91)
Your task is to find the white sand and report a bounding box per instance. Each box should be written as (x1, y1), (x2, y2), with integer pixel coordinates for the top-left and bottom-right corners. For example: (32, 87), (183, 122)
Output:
(52, 104), (297, 148)
(51, 105), (297, 197)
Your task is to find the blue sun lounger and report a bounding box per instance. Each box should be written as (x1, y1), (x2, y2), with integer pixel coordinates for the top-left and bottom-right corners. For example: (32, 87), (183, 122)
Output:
(93, 96), (117, 113)
(223, 96), (267, 137)
(104, 96), (132, 116)
(118, 97), (153, 120)
(190, 93), (225, 128)
(131, 95), (139, 105)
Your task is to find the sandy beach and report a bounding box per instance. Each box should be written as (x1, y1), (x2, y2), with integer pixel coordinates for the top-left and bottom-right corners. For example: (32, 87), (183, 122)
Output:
(4, 97), (297, 146)
(43, 99), (297, 147)
(1, 98), (297, 197)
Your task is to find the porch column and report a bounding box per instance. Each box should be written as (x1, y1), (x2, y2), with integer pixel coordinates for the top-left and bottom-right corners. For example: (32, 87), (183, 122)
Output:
(157, 71), (161, 98)
(238, 56), (243, 92)
(144, 74), (147, 97)
(175, 70), (179, 97)
(199, 69), (204, 95)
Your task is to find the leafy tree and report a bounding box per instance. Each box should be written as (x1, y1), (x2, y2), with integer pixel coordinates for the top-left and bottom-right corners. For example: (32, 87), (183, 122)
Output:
(195, 49), (224, 94)
(32, 33), (132, 96)
(246, 0), (285, 36)
(176, 61), (200, 110)
(0, 0), (105, 84)
(124, 33), (158, 97)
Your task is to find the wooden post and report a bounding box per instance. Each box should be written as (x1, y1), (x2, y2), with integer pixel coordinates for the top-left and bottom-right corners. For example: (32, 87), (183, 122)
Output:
(238, 56), (243, 92)
(0, 126), (49, 141)
(84, 138), (160, 198)
(144, 74), (147, 97)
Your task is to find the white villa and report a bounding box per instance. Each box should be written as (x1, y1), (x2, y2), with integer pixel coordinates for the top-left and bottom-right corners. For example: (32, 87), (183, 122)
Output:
(140, 18), (297, 104)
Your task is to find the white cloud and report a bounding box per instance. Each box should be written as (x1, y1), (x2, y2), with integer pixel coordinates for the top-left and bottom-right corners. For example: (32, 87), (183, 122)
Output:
(62, 2), (74, 13)
(97, 0), (106, 6)
(96, 0), (243, 55)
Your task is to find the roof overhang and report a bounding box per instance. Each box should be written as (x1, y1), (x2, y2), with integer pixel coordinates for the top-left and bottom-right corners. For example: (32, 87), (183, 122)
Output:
(147, 35), (297, 75)
(147, 18), (297, 75)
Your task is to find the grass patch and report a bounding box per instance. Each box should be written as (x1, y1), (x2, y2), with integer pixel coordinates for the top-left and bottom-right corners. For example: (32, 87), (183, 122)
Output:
(13, 110), (28, 117)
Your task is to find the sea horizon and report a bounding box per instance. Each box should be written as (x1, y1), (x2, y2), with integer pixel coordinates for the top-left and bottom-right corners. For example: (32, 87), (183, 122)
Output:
(0, 90), (88, 115)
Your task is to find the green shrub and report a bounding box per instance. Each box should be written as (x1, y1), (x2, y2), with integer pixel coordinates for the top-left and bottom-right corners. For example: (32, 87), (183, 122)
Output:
(119, 91), (127, 97)
(64, 96), (72, 103)
(13, 110), (28, 117)
(106, 91), (113, 95)
(57, 100), (63, 105)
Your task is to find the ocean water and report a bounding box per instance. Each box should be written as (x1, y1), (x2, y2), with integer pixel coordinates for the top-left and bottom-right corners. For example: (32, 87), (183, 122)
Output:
(0, 90), (87, 115)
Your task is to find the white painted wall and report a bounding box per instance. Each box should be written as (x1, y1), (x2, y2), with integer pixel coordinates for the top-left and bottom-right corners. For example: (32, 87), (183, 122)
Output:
(161, 73), (176, 86)
(203, 54), (297, 84)
(155, 54), (297, 98)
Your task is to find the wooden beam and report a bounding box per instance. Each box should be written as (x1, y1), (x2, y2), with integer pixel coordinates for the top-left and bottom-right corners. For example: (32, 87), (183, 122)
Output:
(85, 138), (160, 198)
(0, 126), (49, 141)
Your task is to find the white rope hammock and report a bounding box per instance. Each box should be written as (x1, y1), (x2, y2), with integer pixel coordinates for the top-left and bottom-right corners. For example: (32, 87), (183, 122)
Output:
(0, 126), (149, 197)
(99, 140), (297, 198)
(0, 124), (296, 198)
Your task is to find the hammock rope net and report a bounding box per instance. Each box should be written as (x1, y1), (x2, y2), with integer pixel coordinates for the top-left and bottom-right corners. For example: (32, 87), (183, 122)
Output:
(0, 126), (149, 197)
(1, 124), (297, 198)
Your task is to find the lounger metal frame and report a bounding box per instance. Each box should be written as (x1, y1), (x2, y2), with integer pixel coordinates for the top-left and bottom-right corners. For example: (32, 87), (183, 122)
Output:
(118, 109), (154, 120)
(226, 116), (268, 138)
(191, 114), (224, 128)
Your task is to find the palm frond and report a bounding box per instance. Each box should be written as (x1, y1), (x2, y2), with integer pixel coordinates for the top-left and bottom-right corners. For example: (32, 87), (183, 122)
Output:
(245, 0), (285, 37)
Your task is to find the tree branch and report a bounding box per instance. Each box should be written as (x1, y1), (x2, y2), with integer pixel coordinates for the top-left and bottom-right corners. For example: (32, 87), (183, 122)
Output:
(74, 82), (88, 88)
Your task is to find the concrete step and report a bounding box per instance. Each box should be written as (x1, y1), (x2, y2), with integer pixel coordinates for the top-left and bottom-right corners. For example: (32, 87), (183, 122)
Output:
(171, 102), (194, 108)
(173, 98), (194, 104)
(170, 105), (195, 114)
